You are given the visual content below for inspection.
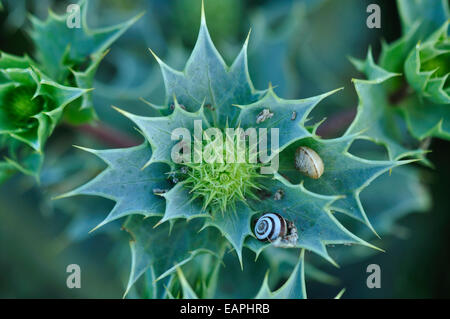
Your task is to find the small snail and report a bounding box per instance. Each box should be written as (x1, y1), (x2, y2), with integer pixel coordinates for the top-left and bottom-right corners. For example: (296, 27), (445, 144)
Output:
(256, 109), (274, 124)
(291, 111), (297, 121)
(254, 213), (287, 241)
(273, 189), (284, 201)
(294, 146), (324, 179)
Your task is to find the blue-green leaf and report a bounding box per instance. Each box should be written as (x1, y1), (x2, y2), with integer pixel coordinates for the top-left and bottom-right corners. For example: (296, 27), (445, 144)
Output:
(57, 143), (170, 229)
(122, 215), (223, 297)
(255, 250), (306, 299)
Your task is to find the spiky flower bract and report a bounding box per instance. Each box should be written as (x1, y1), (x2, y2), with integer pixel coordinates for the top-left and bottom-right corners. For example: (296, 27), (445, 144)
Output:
(29, 0), (142, 120)
(63, 2), (410, 298)
(174, 123), (265, 213)
(183, 161), (263, 213)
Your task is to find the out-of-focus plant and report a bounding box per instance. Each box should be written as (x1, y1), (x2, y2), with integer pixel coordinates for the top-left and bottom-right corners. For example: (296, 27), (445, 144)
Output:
(0, 0), (139, 181)
(349, 0), (449, 154)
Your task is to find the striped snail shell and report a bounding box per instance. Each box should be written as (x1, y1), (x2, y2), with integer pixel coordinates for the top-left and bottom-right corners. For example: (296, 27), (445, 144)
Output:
(254, 213), (287, 242)
(295, 146), (324, 179)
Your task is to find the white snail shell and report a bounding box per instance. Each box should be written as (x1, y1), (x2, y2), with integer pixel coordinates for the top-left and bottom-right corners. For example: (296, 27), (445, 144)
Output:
(254, 213), (287, 241)
(295, 146), (324, 179)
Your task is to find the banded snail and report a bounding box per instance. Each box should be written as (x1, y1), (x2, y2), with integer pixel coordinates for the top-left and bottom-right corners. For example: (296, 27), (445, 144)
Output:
(294, 146), (324, 179)
(254, 213), (299, 247)
(254, 213), (287, 241)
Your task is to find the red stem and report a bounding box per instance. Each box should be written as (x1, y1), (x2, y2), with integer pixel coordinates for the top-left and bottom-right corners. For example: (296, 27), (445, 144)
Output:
(316, 108), (356, 138)
(77, 123), (140, 148)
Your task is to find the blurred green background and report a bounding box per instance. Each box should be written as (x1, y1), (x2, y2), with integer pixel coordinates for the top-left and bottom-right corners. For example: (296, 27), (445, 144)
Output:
(0, 0), (449, 298)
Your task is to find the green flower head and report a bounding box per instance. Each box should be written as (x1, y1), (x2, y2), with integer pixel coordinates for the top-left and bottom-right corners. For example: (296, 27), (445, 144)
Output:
(0, 53), (87, 152)
(405, 21), (450, 105)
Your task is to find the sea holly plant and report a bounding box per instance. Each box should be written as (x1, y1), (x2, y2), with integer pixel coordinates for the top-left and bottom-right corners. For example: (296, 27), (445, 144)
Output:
(402, 21), (450, 139)
(0, 0), (139, 181)
(348, 0), (449, 157)
(0, 52), (86, 178)
(62, 3), (415, 298)
(28, 0), (142, 121)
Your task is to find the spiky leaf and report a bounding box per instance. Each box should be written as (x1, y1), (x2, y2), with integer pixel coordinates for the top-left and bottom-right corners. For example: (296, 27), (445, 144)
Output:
(354, 15), (450, 142)
(255, 250), (306, 299)
(150, 7), (263, 127)
(0, 53), (87, 151)
(122, 215), (223, 297)
(236, 86), (342, 153)
(245, 174), (376, 265)
(29, 0), (141, 82)
(114, 103), (209, 167)
(380, 0), (449, 73)
(278, 133), (409, 230)
(397, 0), (449, 39)
(348, 49), (425, 159)
(176, 267), (199, 299)
(404, 22), (449, 104)
(57, 143), (170, 229)
(28, 0), (141, 115)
